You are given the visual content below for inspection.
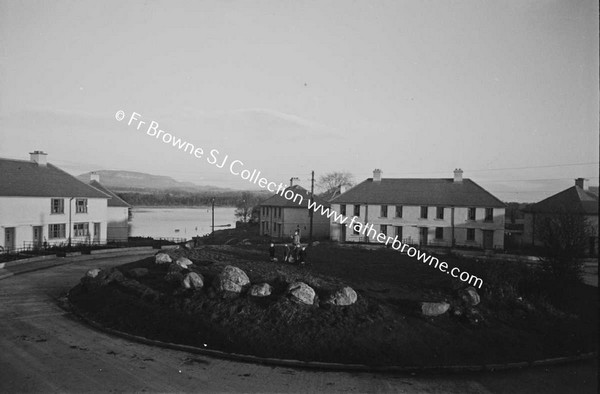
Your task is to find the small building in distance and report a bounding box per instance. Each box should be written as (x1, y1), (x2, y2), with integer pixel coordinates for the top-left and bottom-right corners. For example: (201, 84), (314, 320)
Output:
(89, 172), (131, 242)
(0, 151), (110, 251)
(523, 178), (598, 256)
(258, 185), (330, 241)
(329, 169), (506, 250)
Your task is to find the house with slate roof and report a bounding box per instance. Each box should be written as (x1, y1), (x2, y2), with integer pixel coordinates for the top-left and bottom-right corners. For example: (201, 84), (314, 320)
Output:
(523, 178), (598, 256)
(258, 185), (330, 240)
(0, 151), (110, 251)
(88, 173), (131, 242)
(330, 169), (506, 250)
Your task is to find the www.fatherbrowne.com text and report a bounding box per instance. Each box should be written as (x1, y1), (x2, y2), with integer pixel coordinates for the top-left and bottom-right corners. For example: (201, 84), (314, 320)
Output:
(116, 110), (484, 289)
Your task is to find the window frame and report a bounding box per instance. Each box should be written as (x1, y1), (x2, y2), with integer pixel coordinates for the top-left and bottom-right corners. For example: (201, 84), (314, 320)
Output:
(484, 208), (494, 222)
(51, 198), (64, 214)
(395, 205), (403, 218)
(73, 222), (89, 237)
(468, 207), (476, 221)
(436, 206), (444, 220)
(75, 198), (88, 214)
(420, 206), (428, 219)
(380, 205), (388, 218)
(380, 224), (387, 236)
(48, 223), (66, 239)
(353, 204), (360, 217)
(340, 204), (346, 215)
(435, 227), (444, 240)
(466, 228), (476, 241)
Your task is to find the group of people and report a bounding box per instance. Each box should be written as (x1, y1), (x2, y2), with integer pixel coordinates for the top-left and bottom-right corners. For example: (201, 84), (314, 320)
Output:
(269, 230), (307, 265)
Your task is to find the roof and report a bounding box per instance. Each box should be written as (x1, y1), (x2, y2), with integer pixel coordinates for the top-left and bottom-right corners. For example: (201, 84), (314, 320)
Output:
(89, 180), (131, 207)
(259, 185), (330, 208)
(524, 186), (598, 215)
(0, 158), (110, 199)
(330, 178), (506, 208)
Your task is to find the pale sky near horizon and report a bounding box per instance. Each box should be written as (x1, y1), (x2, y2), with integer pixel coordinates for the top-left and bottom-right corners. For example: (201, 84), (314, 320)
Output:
(0, 0), (598, 202)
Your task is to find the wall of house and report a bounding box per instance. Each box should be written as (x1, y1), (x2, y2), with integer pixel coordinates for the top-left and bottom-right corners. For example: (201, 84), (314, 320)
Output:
(107, 206), (130, 241)
(0, 196), (108, 250)
(330, 203), (505, 249)
(259, 205), (330, 240)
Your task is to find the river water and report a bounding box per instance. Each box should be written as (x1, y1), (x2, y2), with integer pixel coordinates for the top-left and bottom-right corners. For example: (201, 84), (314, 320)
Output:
(129, 206), (237, 239)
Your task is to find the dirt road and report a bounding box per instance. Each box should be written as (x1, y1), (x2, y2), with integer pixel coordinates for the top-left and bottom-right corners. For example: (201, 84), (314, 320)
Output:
(0, 253), (596, 393)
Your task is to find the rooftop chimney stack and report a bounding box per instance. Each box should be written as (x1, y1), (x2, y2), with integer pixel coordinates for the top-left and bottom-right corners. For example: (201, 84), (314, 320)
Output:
(29, 150), (48, 166)
(575, 178), (586, 189)
(373, 169), (382, 182)
(90, 172), (100, 182)
(453, 168), (463, 183)
(339, 184), (347, 194)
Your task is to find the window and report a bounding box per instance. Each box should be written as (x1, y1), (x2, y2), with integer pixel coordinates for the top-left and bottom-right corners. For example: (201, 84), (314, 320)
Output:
(380, 205), (388, 218)
(420, 206), (428, 219)
(353, 225), (360, 235)
(468, 207), (476, 221)
(380, 224), (387, 236)
(467, 228), (475, 241)
(395, 226), (403, 240)
(485, 208), (494, 222)
(73, 222), (89, 237)
(436, 207), (444, 220)
(48, 224), (66, 239)
(340, 204), (346, 215)
(395, 205), (403, 218)
(75, 198), (87, 213)
(435, 227), (444, 239)
(353, 204), (360, 216)
(51, 198), (64, 214)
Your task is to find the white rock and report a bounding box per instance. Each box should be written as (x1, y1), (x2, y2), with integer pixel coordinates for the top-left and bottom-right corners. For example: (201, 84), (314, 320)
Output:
(325, 286), (357, 306)
(287, 282), (316, 305)
(249, 283), (273, 297)
(155, 253), (172, 264)
(175, 257), (193, 269)
(182, 272), (204, 290)
(421, 302), (450, 317)
(215, 266), (250, 293)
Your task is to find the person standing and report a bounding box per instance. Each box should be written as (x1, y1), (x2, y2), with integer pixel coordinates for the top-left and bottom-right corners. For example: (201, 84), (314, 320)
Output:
(269, 242), (276, 262)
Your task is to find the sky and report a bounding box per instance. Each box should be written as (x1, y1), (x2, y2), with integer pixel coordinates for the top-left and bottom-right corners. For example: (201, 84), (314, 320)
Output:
(0, 0), (598, 202)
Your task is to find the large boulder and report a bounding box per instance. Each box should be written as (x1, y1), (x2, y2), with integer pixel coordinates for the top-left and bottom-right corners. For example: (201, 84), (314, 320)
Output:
(155, 253), (172, 264)
(287, 282), (316, 305)
(175, 257), (193, 269)
(460, 286), (480, 306)
(182, 272), (204, 290)
(421, 302), (450, 317)
(81, 268), (125, 291)
(214, 266), (250, 293)
(85, 268), (102, 278)
(325, 286), (357, 306)
(249, 283), (273, 297)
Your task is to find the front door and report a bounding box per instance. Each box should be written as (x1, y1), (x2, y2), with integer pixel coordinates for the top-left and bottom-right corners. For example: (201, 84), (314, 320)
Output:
(483, 230), (494, 250)
(340, 224), (346, 242)
(4, 227), (15, 252)
(93, 223), (101, 243)
(33, 226), (43, 249)
(419, 227), (428, 246)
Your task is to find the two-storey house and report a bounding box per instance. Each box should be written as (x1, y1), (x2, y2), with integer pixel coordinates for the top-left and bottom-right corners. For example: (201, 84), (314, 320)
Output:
(0, 151), (110, 251)
(330, 169), (506, 250)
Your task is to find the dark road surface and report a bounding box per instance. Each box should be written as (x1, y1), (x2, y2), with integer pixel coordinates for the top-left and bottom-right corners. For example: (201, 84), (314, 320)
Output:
(0, 252), (597, 393)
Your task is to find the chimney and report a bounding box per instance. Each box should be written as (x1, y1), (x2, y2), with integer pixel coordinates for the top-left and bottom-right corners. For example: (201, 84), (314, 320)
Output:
(90, 172), (100, 182)
(29, 150), (48, 166)
(339, 184), (347, 194)
(373, 169), (382, 182)
(575, 178), (586, 189)
(453, 168), (463, 183)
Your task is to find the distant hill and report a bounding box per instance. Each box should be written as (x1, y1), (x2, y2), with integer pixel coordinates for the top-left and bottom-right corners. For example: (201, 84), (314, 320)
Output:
(77, 170), (231, 193)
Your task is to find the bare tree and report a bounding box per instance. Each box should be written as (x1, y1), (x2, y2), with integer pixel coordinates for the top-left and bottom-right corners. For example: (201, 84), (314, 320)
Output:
(538, 211), (592, 283)
(234, 191), (253, 223)
(317, 171), (354, 193)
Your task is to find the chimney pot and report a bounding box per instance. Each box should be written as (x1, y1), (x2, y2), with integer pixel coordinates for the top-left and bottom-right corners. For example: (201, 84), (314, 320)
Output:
(373, 169), (382, 182)
(453, 168), (463, 183)
(29, 151), (48, 166)
(575, 178), (586, 189)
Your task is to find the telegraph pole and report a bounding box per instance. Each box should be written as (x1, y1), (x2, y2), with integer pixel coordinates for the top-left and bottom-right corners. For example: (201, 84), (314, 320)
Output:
(309, 170), (314, 242)
(211, 197), (215, 235)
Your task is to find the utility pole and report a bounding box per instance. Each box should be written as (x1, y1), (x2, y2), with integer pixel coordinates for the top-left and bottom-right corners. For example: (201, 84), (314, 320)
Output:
(309, 170), (314, 242)
(211, 197), (215, 235)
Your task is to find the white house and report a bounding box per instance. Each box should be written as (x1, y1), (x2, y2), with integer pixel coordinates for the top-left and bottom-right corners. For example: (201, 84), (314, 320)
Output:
(329, 169), (506, 250)
(0, 151), (110, 251)
(89, 173), (131, 242)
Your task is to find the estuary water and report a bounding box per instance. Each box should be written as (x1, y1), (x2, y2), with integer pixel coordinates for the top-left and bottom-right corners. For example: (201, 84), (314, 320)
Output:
(129, 206), (237, 239)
